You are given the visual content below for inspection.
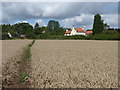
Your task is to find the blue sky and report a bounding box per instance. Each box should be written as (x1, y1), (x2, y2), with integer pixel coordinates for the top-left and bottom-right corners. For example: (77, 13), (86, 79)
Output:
(1, 2), (118, 30)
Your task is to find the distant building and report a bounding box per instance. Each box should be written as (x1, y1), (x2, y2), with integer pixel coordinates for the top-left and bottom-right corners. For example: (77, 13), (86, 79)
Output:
(86, 30), (92, 35)
(64, 26), (92, 36)
(19, 34), (26, 38)
(7, 32), (12, 38)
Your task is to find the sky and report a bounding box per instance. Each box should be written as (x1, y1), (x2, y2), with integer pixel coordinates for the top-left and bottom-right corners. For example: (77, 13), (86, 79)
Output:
(1, 2), (119, 30)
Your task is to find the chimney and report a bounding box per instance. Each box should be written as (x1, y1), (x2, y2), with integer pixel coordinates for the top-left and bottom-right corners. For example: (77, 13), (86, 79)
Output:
(82, 26), (85, 30)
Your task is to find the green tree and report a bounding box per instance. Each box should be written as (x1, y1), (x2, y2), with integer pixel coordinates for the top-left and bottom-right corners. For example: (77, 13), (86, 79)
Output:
(34, 22), (42, 35)
(13, 22), (33, 34)
(2, 24), (16, 39)
(93, 14), (104, 35)
(47, 20), (61, 35)
(34, 22), (39, 29)
(47, 20), (65, 35)
(13, 22), (34, 39)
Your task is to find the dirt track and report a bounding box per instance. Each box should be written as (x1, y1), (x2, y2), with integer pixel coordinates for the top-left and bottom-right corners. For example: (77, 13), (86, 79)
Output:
(2, 40), (32, 88)
(31, 40), (118, 88)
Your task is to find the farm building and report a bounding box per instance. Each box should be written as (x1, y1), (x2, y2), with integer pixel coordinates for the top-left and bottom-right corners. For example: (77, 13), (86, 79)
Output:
(19, 34), (26, 38)
(85, 30), (92, 35)
(64, 26), (92, 36)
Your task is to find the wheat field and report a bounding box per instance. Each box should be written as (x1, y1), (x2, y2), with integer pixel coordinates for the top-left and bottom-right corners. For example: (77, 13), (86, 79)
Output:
(30, 40), (118, 88)
(1, 40), (119, 88)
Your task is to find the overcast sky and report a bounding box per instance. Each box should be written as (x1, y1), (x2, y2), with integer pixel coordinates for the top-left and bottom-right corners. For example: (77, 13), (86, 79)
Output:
(1, 2), (118, 30)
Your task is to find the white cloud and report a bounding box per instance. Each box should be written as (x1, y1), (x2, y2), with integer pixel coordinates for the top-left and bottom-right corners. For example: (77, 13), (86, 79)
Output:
(35, 19), (43, 26)
(1, 0), (119, 2)
(2, 2), (117, 22)
(15, 20), (28, 24)
(60, 14), (94, 28)
(60, 14), (118, 29)
(1, 2), (118, 29)
(22, 21), (28, 23)
(102, 14), (118, 28)
(42, 5), (58, 17)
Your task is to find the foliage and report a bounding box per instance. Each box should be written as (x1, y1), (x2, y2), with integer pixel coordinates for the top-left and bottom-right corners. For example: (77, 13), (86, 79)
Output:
(13, 22), (33, 35)
(47, 20), (65, 35)
(64, 35), (86, 40)
(88, 30), (119, 40)
(1, 23), (34, 39)
(93, 14), (104, 35)
(24, 45), (31, 61)
(18, 73), (29, 83)
(18, 40), (35, 84)
(1, 19), (119, 40)
(34, 22), (42, 35)
(92, 14), (109, 35)
(2, 24), (15, 39)
(24, 40), (35, 61)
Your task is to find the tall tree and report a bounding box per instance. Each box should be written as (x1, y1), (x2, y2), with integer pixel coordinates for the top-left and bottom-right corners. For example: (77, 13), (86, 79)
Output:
(13, 22), (33, 34)
(34, 22), (42, 35)
(47, 20), (61, 35)
(93, 14), (104, 35)
(13, 22), (34, 39)
(34, 22), (39, 29)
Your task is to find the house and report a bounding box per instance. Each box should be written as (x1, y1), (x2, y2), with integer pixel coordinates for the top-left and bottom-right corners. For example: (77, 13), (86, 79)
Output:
(19, 34), (26, 38)
(64, 26), (86, 36)
(85, 30), (92, 35)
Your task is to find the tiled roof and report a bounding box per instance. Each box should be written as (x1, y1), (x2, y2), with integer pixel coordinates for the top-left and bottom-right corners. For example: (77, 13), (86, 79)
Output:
(20, 35), (26, 37)
(86, 31), (92, 34)
(75, 28), (85, 32)
(75, 28), (83, 31)
(65, 31), (71, 34)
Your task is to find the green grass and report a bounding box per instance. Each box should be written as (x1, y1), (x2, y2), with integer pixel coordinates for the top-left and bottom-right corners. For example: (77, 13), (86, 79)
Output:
(18, 40), (36, 83)
(24, 46), (31, 61)
(24, 39), (36, 61)
(29, 39), (35, 46)
(18, 73), (29, 83)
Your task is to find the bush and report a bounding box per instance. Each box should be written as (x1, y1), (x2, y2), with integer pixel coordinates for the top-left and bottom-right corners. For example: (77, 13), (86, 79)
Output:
(63, 35), (86, 40)
(91, 31), (119, 40)
(70, 35), (86, 39)
(35, 31), (120, 40)
(85, 35), (93, 40)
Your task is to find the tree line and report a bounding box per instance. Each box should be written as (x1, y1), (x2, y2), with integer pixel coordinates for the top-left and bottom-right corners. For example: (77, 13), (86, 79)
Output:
(1, 14), (120, 40)
(92, 14), (119, 40)
(1, 20), (66, 39)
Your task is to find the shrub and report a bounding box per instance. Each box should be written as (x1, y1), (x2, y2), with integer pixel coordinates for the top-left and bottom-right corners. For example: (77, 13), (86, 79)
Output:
(91, 32), (119, 40)
(71, 35), (86, 39)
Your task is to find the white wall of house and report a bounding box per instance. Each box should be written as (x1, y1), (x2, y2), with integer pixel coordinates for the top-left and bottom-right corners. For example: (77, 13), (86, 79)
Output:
(71, 27), (77, 35)
(64, 34), (70, 36)
(76, 32), (86, 35)
(64, 26), (86, 36)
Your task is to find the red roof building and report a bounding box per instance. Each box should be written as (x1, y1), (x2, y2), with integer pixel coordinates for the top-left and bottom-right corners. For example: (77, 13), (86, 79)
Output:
(19, 34), (26, 38)
(75, 28), (86, 33)
(85, 31), (92, 34)
(64, 26), (92, 36)
(65, 31), (72, 34)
